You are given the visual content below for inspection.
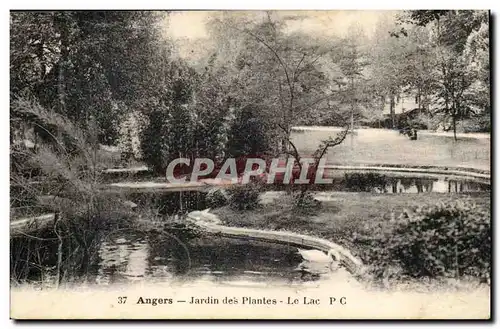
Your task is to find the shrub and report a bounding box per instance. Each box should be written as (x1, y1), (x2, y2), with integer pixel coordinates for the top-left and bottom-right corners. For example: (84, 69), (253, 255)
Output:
(458, 115), (491, 133)
(292, 190), (322, 215)
(353, 199), (490, 282)
(343, 173), (388, 192)
(226, 105), (270, 158)
(206, 188), (229, 208)
(228, 183), (262, 211)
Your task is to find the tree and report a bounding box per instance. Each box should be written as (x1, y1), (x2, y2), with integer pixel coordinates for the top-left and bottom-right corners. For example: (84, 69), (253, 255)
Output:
(334, 23), (371, 131)
(10, 11), (167, 145)
(192, 55), (238, 162)
(398, 26), (437, 113)
(203, 12), (351, 205)
(209, 12), (343, 152)
(392, 10), (490, 134)
(139, 59), (198, 174)
(434, 48), (477, 140)
(462, 16), (490, 117)
(370, 17), (408, 129)
(226, 105), (269, 158)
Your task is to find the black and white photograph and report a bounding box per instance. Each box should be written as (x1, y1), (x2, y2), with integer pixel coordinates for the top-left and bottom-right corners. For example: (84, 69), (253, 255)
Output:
(9, 9), (491, 319)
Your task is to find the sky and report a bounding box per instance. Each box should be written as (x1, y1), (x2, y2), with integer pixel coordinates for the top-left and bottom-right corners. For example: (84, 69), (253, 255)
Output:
(165, 10), (399, 40)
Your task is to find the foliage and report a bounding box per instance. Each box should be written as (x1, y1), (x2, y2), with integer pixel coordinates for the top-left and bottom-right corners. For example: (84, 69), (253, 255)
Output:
(117, 110), (146, 162)
(205, 188), (230, 208)
(390, 10), (490, 137)
(228, 183), (262, 211)
(207, 13), (341, 155)
(343, 173), (388, 192)
(139, 60), (198, 173)
(10, 97), (139, 284)
(353, 199), (490, 282)
(192, 55), (237, 161)
(10, 11), (166, 145)
(226, 105), (270, 158)
(433, 47), (478, 139)
(292, 190), (322, 215)
(458, 114), (491, 133)
(333, 23), (373, 127)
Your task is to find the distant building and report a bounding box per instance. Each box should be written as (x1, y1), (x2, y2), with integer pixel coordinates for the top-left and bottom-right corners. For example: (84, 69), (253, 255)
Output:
(382, 91), (419, 115)
(378, 90), (428, 129)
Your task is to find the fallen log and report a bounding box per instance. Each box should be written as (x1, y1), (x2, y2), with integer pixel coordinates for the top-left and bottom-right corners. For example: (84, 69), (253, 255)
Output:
(10, 213), (56, 238)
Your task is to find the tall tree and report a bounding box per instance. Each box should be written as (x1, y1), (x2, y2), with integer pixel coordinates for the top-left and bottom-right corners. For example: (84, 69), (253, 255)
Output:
(434, 48), (477, 140)
(10, 11), (167, 145)
(370, 17), (407, 128)
(334, 23), (371, 131)
(209, 12), (340, 154)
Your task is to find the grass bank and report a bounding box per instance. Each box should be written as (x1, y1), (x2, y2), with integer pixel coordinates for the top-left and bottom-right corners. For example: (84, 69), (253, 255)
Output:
(212, 191), (491, 283)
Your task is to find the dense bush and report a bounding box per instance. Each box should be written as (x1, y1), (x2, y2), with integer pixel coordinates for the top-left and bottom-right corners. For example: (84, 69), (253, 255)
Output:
(206, 188), (230, 208)
(402, 112), (442, 131)
(343, 173), (388, 192)
(226, 105), (270, 158)
(458, 115), (491, 133)
(353, 199), (490, 282)
(228, 183), (262, 211)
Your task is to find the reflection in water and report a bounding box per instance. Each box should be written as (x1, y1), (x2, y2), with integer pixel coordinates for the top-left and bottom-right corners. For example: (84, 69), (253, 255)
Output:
(96, 236), (150, 285)
(93, 231), (329, 287)
(343, 173), (489, 194)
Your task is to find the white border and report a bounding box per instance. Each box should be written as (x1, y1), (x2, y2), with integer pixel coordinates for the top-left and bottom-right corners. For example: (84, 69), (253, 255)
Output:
(2, 0), (496, 10)
(1, 1), (497, 328)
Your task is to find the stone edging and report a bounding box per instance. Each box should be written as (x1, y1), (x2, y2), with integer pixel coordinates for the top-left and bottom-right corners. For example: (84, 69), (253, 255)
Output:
(187, 209), (365, 276)
(322, 165), (490, 181)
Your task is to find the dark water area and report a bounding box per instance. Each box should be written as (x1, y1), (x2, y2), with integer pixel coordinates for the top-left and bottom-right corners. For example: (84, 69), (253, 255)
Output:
(93, 230), (316, 286)
(339, 173), (489, 194)
(16, 173), (488, 221)
(128, 191), (208, 215)
(124, 174), (490, 215)
(11, 226), (320, 287)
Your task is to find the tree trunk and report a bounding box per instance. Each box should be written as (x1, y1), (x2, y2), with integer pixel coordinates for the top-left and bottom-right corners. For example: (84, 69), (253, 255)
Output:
(79, 249), (90, 276)
(54, 213), (63, 289)
(297, 184), (308, 207)
(179, 151), (183, 212)
(350, 76), (355, 133)
(55, 13), (69, 115)
(36, 39), (46, 100)
(390, 95), (396, 129)
(416, 88), (421, 110)
(452, 114), (457, 141)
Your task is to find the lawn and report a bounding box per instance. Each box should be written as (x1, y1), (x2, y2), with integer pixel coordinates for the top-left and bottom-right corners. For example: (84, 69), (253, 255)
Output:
(291, 128), (490, 171)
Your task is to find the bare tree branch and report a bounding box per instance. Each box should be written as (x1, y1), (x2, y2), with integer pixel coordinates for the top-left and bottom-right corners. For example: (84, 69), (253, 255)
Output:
(277, 123), (302, 166)
(239, 27), (293, 96)
(313, 125), (350, 162)
(292, 52), (307, 82)
(292, 92), (339, 114)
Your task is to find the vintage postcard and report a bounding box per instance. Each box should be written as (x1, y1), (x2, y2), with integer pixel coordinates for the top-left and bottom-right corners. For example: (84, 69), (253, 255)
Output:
(9, 9), (491, 320)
